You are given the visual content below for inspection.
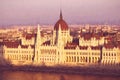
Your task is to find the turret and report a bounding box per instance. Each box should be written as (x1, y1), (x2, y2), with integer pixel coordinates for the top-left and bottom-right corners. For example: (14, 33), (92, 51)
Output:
(57, 24), (63, 47)
(36, 24), (41, 47)
(34, 24), (41, 63)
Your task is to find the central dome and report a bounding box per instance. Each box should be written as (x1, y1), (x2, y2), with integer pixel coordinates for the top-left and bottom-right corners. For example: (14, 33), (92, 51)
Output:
(54, 11), (68, 31)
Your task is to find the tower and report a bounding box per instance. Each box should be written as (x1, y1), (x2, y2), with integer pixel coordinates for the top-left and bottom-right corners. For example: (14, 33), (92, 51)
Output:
(36, 24), (41, 47)
(52, 10), (72, 46)
(57, 24), (63, 48)
(34, 24), (41, 63)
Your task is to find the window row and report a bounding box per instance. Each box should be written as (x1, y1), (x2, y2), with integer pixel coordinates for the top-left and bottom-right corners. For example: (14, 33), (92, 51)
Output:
(102, 60), (116, 64)
(6, 50), (33, 54)
(7, 55), (32, 61)
(66, 52), (88, 55)
(103, 53), (116, 56)
(39, 58), (55, 62)
(66, 56), (99, 63)
(40, 56), (56, 58)
(103, 57), (116, 60)
(41, 50), (56, 54)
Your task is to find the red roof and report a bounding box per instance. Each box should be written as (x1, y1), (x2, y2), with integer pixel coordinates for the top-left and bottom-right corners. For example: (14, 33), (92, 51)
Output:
(1, 40), (35, 49)
(79, 46), (88, 50)
(54, 19), (68, 31)
(42, 41), (50, 45)
(54, 11), (68, 31)
(21, 45), (28, 48)
(22, 33), (36, 40)
(104, 43), (116, 49)
(3, 41), (20, 48)
(91, 46), (101, 50)
(80, 32), (103, 40)
(64, 42), (77, 49)
(30, 45), (35, 48)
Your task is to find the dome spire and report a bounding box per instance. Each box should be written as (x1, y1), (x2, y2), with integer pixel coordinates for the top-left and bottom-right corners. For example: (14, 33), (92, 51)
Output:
(54, 9), (68, 31)
(60, 9), (63, 19)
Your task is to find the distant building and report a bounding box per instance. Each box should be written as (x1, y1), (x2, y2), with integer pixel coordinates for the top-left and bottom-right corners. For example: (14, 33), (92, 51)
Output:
(0, 11), (120, 66)
(79, 32), (106, 46)
(117, 32), (120, 41)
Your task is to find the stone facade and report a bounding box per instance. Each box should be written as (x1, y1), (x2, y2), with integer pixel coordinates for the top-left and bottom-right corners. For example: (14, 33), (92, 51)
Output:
(0, 12), (120, 66)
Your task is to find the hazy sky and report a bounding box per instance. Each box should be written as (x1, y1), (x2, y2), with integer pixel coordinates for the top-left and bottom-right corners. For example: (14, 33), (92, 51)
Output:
(0, 0), (120, 25)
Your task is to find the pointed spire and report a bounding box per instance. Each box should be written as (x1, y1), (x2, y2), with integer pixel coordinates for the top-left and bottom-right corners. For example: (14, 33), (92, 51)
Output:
(60, 9), (63, 19)
(37, 24), (40, 34)
(36, 24), (41, 46)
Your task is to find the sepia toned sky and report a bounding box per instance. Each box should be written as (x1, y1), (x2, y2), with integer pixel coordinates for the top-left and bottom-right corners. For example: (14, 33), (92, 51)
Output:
(0, 0), (120, 25)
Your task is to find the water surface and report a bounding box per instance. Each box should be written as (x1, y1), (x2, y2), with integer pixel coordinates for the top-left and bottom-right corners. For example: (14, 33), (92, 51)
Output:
(0, 71), (120, 80)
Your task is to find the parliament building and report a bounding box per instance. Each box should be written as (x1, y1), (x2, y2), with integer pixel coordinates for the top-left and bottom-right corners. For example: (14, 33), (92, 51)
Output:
(0, 12), (120, 66)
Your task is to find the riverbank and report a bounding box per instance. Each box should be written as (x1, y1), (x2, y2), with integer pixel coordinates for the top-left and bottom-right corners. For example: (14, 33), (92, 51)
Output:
(0, 65), (120, 77)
